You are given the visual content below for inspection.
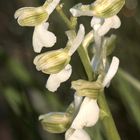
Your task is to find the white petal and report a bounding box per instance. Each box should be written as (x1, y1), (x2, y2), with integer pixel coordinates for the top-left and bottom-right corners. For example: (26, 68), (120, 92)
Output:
(111, 15), (121, 29)
(103, 56), (119, 87)
(70, 3), (93, 17)
(71, 97), (99, 129)
(14, 7), (35, 19)
(46, 75), (61, 92)
(90, 17), (102, 31)
(68, 24), (85, 56)
(45, 0), (60, 15)
(33, 22), (56, 53)
(65, 129), (91, 140)
(98, 15), (121, 36)
(46, 64), (72, 92)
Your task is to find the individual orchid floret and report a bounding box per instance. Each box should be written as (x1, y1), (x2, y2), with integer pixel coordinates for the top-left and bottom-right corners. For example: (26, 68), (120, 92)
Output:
(65, 128), (91, 140)
(103, 56), (120, 87)
(70, 79), (103, 130)
(34, 24), (85, 91)
(70, 0), (125, 18)
(39, 112), (72, 133)
(15, 0), (60, 53)
(91, 15), (121, 36)
(14, 0), (60, 26)
(71, 97), (100, 129)
(33, 22), (57, 53)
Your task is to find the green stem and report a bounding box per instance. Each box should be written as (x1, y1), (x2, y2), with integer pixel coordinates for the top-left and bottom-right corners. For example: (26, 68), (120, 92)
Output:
(56, 5), (75, 30)
(56, 5), (120, 140)
(98, 93), (121, 140)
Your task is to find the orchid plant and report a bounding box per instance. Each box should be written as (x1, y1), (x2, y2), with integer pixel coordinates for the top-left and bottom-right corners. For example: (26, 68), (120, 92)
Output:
(14, 0), (125, 140)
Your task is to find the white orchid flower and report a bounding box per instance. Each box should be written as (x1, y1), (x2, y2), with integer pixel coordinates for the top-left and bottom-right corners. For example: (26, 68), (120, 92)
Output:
(65, 128), (91, 140)
(46, 24), (85, 92)
(33, 22), (57, 53)
(71, 97), (99, 129)
(34, 24), (85, 92)
(15, 0), (60, 53)
(70, 0), (123, 36)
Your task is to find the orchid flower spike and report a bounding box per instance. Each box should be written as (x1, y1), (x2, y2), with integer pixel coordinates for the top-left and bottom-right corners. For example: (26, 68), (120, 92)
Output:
(34, 24), (85, 92)
(14, 0), (60, 53)
(65, 129), (91, 140)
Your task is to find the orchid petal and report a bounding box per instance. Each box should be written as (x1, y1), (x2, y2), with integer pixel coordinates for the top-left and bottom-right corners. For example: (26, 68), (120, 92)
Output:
(33, 22), (56, 53)
(103, 56), (119, 87)
(71, 97), (99, 129)
(98, 15), (121, 36)
(68, 24), (85, 56)
(46, 64), (72, 92)
(90, 17), (102, 31)
(45, 0), (60, 15)
(14, 7), (35, 19)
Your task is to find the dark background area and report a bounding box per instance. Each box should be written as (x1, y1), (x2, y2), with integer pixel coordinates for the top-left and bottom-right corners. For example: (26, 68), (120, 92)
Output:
(0, 0), (140, 140)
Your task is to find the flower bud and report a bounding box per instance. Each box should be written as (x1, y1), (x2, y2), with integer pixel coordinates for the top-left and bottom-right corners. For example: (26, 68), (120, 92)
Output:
(71, 80), (103, 99)
(39, 112), (72, 133)
(33, 48), (71, 74)
(92, 0), (125, 18)
(14, 6), (48, 26)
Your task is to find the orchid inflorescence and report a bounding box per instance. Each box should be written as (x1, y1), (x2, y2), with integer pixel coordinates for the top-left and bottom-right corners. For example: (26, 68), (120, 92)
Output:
(14, 0), (125, 140)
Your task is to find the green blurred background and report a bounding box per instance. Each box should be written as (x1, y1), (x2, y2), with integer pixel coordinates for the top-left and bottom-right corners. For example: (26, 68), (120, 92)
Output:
(0, 0), (140, 140)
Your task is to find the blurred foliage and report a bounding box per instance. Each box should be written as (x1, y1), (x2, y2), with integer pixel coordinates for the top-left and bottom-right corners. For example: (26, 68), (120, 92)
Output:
(0, 0), (140, 140)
